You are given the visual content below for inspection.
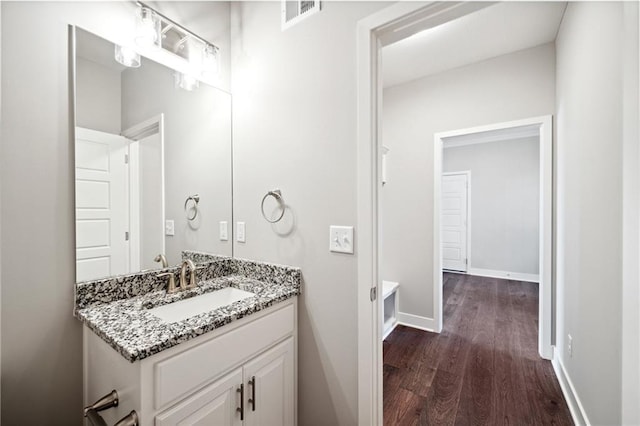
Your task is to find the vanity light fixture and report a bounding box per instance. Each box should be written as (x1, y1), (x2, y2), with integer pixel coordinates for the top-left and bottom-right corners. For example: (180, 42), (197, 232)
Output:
(114, 44), (141, 68)
(134, 1), (221, 85)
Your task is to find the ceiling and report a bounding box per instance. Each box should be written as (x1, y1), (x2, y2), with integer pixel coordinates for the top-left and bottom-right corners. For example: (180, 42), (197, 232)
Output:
(382, 2), (567, 88)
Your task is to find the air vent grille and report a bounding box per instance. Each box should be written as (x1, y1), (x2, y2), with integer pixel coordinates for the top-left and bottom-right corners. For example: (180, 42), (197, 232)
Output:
(282, 0), (321, 30)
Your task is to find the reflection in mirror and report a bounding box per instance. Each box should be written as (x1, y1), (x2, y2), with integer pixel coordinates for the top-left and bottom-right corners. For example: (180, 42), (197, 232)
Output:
(74, 27), (232, 283)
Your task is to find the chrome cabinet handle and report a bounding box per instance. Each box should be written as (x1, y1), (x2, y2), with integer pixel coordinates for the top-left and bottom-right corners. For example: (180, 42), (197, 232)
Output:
(237, 384), (244, 420)
(248, 376), (256, 411)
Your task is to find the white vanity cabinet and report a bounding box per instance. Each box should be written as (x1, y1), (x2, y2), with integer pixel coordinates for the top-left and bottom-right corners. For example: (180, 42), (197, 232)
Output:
(155, 338), (294, 426)
(83, 298), (297, 426)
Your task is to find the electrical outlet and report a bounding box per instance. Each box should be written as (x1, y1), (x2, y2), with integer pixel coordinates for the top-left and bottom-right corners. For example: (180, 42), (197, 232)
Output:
(165, 220), (175, 236)
(237, 222), (246, 243)
(568, 334), (573, 358)
(219, 221), (228, 241)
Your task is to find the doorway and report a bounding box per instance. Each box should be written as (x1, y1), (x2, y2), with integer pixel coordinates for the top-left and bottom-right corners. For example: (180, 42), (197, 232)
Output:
(356, 3), (557, 424)
(434, 117), (553, 350)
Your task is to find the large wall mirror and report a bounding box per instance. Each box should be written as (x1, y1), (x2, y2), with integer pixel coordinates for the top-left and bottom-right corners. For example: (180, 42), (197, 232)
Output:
(73, 27), (232, 283)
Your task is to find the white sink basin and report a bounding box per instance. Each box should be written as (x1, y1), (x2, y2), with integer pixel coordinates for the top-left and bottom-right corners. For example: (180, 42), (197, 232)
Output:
(148, 287), (255, 323)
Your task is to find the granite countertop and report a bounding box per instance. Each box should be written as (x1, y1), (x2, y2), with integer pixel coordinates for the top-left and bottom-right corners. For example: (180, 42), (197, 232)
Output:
(77, 275), (299, 362)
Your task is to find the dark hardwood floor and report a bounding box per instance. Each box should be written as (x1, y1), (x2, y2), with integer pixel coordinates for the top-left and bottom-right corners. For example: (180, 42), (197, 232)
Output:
(383, 273), (573, 425)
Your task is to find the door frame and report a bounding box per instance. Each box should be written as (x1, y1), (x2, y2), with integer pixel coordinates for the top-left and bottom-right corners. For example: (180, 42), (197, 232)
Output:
(122, 114), (166, 272)
(441, 171), (471, 273)
(356, 2), (497, 425)
(434, 116), (553, 354)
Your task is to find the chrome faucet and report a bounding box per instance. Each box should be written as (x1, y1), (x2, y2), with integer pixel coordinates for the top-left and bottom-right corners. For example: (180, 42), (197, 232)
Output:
(154, 254), (168, 268)
(157, 271), (178, 294)
(180, 259), (197, 290)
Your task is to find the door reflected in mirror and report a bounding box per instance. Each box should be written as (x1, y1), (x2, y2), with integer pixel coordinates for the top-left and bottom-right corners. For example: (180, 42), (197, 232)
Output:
(74, 27), (232, 282)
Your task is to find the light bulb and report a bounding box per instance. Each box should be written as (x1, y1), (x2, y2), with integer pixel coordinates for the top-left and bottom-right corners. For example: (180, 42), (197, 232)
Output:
(175, 73), (199, 91)
(135, 6), (160, 48)
(114, 45), (141, 68)
(201, 44), (219, 78)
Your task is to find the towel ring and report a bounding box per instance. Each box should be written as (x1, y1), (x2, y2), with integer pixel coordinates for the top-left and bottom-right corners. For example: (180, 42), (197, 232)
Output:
(184, 194), (200, 221)
(261, 189), (285, 223)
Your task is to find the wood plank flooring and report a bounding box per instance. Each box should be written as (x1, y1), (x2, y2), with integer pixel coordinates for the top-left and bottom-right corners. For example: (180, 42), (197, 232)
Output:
(383, 273), (573, 425)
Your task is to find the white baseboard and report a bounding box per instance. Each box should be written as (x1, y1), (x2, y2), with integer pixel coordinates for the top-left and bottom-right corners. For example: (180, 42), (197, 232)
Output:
(397, 312), (436, 332)
(552, 355), (590, 426)
(382, 319), (398, 340)
(467, 268), (539, 283)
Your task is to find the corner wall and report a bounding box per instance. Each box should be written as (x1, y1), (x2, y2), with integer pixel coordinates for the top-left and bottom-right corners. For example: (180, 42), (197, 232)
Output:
(555, 3), (627, 424)
(381, 43), (555, 321)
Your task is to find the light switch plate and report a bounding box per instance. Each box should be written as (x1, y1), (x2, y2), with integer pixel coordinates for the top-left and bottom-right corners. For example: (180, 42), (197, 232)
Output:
(165, 220), (175, 236)
(330, 226), (354, 254)
(237, 222), (246, 243)
(219, 221), (228, 241)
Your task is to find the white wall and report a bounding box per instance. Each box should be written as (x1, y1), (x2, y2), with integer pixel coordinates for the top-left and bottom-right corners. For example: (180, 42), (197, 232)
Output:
(442, 137), (539, 275)
(555, 3), (629, 424)
(75, 57), (121, 134)
(381, 43), (555, 320)
(0, 2), (230, 423)
(121, 58), (233, 264)
(621, 2), (640, 423)
(230, 2), (389, 424)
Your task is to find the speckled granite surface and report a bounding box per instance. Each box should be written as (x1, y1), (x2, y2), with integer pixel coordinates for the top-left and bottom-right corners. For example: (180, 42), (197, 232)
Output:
(75, 253), (301, 362)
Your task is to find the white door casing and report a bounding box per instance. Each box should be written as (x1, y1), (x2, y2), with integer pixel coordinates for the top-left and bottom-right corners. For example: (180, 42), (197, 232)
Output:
(434, 116), (553, 360)
(122, 114), (165, 272)
(441, 172), (469, 272)
(75, 127), (130, 282)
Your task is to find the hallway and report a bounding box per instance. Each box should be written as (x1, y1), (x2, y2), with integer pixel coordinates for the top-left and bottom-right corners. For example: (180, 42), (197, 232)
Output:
(383, 273), (573, 425)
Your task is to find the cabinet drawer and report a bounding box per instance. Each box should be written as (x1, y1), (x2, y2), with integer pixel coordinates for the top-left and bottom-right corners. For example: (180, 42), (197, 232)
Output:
(154, 303), (294, 409)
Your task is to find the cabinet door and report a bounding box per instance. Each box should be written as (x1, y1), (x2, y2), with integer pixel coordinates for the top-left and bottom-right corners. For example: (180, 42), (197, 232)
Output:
(156, 368), (243, 426)
(244, 338), (295, 426)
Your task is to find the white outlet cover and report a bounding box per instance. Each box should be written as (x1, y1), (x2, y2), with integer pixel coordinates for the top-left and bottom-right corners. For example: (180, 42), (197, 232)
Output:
(219, 221), (228, 241)
(330, 226), (354, 254)
(237, 222), (246, 243)
(165, 220), (175, 236)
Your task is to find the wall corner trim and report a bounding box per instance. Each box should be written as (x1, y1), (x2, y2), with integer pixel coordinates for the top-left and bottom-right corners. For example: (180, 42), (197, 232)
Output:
(397, 312), (436, 332)
(552, 355), (591, 426)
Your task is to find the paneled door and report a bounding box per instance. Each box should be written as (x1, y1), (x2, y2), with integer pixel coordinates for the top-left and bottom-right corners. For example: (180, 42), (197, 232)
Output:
(442, 172), (469, 272)
(75, 127), (129, 281)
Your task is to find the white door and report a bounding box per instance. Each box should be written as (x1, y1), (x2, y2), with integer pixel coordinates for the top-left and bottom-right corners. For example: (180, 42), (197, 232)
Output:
(442, 173), (468, 272)
(244, 337), (295, 426)
(155, 368), (243, 426)
(75, 127), (129, 281)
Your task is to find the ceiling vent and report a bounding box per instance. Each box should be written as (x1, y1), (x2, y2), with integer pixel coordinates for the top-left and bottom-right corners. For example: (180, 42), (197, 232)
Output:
(282, 1), (321, 30)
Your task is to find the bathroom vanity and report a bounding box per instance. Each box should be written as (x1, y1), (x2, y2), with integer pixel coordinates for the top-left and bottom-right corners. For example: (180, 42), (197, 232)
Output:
(76, 255), (300, 426)
(70, 15), (301, 426)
